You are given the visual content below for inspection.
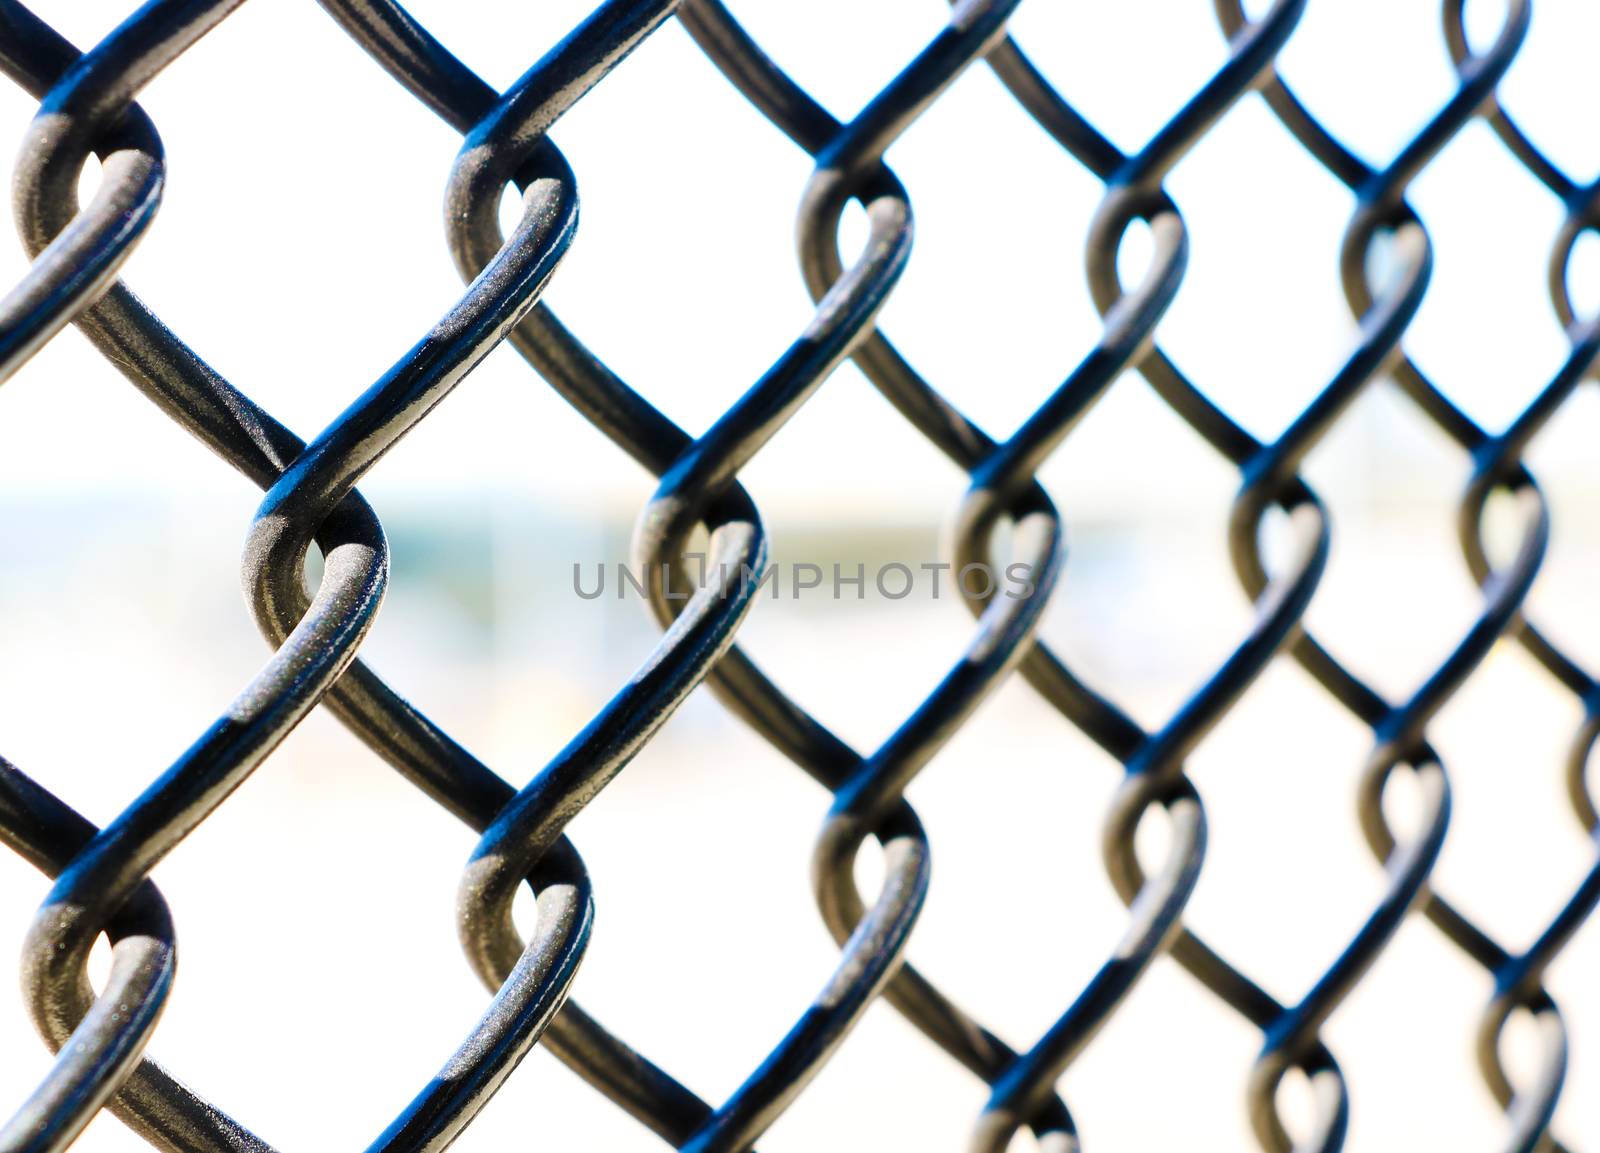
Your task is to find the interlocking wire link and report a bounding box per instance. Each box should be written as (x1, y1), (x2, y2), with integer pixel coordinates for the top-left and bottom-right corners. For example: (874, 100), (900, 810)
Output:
(0, 1), (1595, 1151)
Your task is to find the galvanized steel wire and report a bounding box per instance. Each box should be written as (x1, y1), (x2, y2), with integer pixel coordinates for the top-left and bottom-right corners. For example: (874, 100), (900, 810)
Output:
(0, 1), (1596, 1151)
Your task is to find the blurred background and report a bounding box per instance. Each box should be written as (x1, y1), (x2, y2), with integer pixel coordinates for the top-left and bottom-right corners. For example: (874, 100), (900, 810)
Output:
(1, 0), (1599, 1149)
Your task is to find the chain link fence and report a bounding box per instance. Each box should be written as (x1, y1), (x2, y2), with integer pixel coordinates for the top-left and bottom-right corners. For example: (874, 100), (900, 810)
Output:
(0, 0), (1597, 1150)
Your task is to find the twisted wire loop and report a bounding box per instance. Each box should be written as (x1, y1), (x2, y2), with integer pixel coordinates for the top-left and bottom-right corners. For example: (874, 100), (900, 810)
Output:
(0, 0), (1596, 1151)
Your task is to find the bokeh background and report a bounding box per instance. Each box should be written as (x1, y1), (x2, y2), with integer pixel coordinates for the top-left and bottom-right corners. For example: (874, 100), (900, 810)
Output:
(2, 0), (1598, 1149)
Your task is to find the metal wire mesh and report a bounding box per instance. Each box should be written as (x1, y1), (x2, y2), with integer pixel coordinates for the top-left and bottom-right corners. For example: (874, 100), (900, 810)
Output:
(0, 0), (1597, 1150)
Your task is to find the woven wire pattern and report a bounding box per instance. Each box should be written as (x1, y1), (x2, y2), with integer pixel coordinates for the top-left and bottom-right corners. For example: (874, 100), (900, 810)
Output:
(0, 0), (1597, 1151)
